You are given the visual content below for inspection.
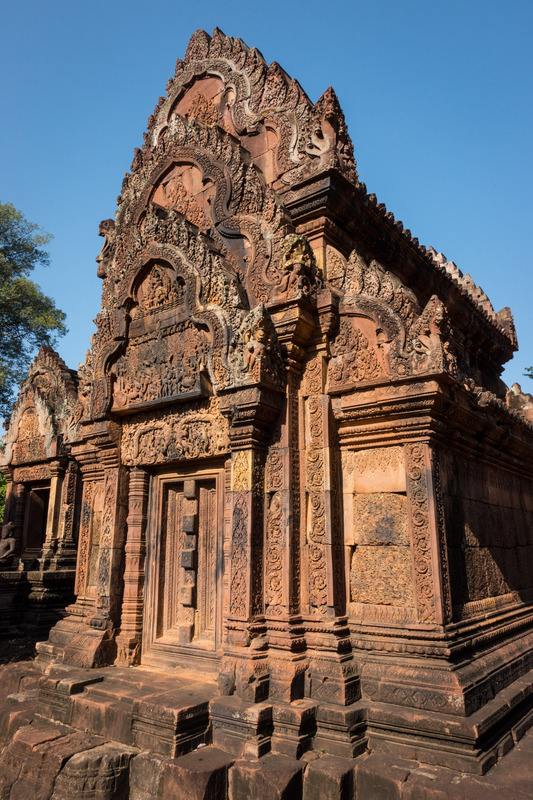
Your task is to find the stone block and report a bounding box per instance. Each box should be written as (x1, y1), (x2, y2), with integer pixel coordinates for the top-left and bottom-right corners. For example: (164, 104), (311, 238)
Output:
(355, 753), (414, 800)
(271, 700), (317, 758)
(71, 694), (133, 745)
(353, 447), (406, 494)
(161, 745), (235, 800)
(303, 754), (355, 800)
(0, 698), (36, 746)
(229, 753), (303, 800)
(183, 514), (197, 532)
(129, 751), (165, 800)
(352, 493), (409, 545)
(50, 742), (137, 800)
(314, 703), (367, 758)
(181, 549), (196, 569)
(350, 543), (414, 607)
(132, 687), (210, 757)
(7, 727), (104, 800)
(211, 696), (272, 758)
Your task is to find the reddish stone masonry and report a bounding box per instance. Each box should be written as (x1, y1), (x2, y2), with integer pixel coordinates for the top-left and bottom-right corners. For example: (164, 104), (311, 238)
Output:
(1, 27), (533, 800)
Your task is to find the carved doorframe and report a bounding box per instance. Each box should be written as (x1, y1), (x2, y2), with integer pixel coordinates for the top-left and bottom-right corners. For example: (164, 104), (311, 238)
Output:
(142, 460), (226, 671)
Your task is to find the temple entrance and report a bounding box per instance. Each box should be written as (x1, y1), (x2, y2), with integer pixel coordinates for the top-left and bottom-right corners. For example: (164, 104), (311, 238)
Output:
(142, 464), (224, 670)
(22, 485), (50, 559)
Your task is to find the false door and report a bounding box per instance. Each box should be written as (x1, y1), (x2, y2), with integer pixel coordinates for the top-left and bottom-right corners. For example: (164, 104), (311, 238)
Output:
(143, 466), (224, 670)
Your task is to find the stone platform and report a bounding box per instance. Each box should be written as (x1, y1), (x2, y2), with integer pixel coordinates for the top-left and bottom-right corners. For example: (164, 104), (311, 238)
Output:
(1, 659), (532, 800)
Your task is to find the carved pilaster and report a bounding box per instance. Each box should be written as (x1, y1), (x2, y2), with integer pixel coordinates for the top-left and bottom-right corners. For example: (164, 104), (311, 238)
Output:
(219, 387), (281, 702)
(301, 350), (357, 717)
(405, 441), (450, 626)
(116, 467), (149, 666)
(90, 465), (125, 631)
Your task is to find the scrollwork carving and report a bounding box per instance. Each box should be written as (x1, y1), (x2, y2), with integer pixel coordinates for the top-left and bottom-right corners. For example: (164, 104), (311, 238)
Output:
(405, 443), (436, 623)
(229, 493), (248, 617)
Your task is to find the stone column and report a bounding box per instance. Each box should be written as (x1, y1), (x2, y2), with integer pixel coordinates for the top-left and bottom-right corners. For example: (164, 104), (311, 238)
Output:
(40, 460), (65, 566)
(265, 295), (316, 703)
(116, 467), (149, 666)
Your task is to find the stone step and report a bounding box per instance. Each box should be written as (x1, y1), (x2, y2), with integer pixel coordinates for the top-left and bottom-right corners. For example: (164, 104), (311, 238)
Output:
(131, 685), (213, 757)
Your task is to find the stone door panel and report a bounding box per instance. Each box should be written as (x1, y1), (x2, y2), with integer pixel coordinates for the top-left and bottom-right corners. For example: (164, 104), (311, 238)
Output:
(143, 465), (224, 669)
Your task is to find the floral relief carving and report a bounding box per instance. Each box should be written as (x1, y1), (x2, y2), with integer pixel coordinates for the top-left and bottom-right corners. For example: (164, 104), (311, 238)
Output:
(405, 443), (436, 623)
(431, 448), (452, 623)
(265, 491), (284, 612)
(354, 446), (404, 474)
(75, 480), (94, 596)
(305, 394), (329, 613)
(229, 493), (248, 617)
(232, 451), (251, 492)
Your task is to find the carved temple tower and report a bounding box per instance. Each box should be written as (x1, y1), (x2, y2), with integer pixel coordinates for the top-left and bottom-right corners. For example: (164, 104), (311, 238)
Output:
(2, 28), (533, 792)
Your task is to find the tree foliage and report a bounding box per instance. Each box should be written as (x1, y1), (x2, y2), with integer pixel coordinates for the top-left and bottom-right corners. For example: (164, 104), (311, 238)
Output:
(0, 202), (66, 416)
(524, 367), (533, 380)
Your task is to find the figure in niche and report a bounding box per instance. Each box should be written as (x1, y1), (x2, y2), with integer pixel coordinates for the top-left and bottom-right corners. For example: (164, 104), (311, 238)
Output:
(244, 319), (268, 375)
(0, 522), (16, 568)
(274, 234), (318, 302)
(277, 261), (311, 300)
(140, 265), (182, 311)
(175, 277), (186, 304)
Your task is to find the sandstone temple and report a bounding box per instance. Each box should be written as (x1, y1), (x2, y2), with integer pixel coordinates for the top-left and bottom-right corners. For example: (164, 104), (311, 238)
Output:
(1, 29), (532, 800)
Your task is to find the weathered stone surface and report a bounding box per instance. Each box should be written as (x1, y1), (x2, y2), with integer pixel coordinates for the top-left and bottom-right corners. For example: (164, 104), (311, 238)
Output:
(228, 753), (303, 800)
(354, 753), (414, 800)
(129, 751), (165, 800)
(2, 25), (533, 797)
(1, 723), (104, 800)
(132, 686), (211, 756)
(161, 745), (235, 800)
(302, 754), (355, 800)
(51, 742), (137, 800)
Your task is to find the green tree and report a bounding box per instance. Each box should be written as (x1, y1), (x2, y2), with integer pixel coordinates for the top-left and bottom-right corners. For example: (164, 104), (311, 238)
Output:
(0, 202), (66, 417)
(524, 367), (533, 380)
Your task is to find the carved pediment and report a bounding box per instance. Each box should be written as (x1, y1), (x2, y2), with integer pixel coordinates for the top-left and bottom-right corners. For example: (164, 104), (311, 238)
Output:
(110, 262), (212, 413)
(327, 249), (457, 390)
(1, 347), (80, 466)
(160, 28), (357, 189)
(132, 262), (187, 316)
(11, 405), (45, 465)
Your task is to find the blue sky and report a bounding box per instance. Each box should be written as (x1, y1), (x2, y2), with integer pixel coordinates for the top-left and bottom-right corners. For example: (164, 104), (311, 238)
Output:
(2, 1), (532, 390)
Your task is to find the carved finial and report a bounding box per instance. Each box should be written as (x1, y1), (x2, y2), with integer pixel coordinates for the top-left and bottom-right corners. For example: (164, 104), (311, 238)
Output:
(185, 29), (211, 62)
